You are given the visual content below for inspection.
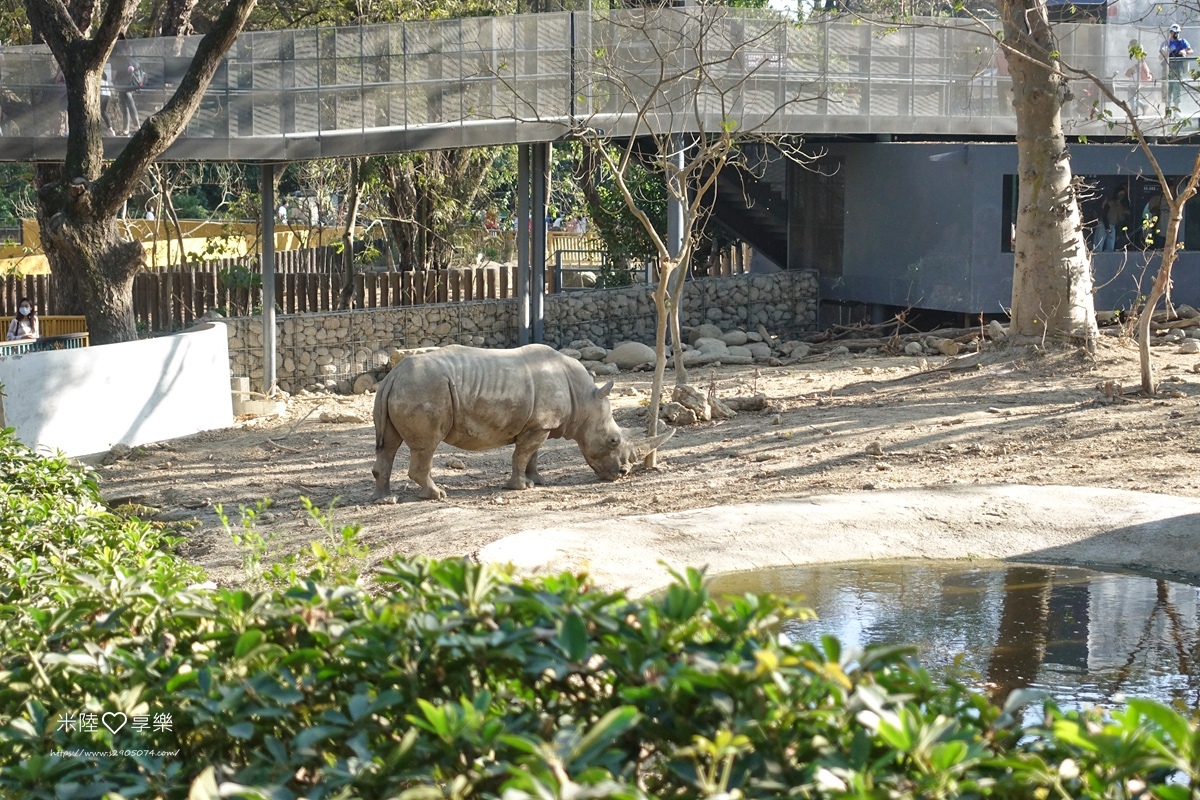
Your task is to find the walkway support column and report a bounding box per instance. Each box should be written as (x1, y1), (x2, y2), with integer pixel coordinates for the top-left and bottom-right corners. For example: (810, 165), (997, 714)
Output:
(667, 135), (685, 260)
(260, 163), (277, 396)
(517, 145), (531, 345)
(531, 142), (549, 343)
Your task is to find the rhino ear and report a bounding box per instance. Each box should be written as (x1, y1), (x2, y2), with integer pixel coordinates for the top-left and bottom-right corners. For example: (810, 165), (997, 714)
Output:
(595, 379), (614, 399)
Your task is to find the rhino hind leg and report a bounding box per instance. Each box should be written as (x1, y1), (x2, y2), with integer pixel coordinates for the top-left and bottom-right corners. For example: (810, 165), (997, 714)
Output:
(371, 416), (404, 502)
(524, 450), (545, 486)
(408, 446), (447, 500)
(507, 430), (550, 490)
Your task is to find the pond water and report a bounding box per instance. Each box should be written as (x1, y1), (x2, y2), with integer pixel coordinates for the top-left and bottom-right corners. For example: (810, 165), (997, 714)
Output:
(706, 560), (1200, 710)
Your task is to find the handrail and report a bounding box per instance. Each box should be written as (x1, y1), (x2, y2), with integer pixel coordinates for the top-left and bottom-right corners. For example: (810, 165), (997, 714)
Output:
(0, 10), (1182, 161)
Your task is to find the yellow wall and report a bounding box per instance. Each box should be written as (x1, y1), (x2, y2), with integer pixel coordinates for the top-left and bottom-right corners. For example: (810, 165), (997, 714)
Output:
(0, 219), (346, 275)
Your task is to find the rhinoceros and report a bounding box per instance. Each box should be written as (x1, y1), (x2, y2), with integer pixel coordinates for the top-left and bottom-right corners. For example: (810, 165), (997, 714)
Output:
(371, 344), (673, 500)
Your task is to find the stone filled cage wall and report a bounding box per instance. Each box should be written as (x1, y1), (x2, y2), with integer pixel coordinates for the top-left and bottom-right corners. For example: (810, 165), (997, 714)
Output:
(225, 271), (818, 393)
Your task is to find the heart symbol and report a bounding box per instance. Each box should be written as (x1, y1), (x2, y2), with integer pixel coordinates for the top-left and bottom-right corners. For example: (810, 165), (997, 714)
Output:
(101, 712), (127, 734)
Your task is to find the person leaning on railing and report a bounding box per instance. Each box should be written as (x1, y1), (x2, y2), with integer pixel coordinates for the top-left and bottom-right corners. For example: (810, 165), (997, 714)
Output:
(6, 297), (39, 341)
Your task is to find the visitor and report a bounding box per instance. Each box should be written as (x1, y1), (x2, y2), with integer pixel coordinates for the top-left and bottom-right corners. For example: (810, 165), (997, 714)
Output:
(277, 201), (288, 224)
(112, 32), (140, 134)
(1126, 40), (1154, 116)
(100, 64), (115, 136)
(1094, 185), (1130, 252)
(7, 297), (39, 341)
(1161, 24), (1193, 110)
(144, 202), (156, 221)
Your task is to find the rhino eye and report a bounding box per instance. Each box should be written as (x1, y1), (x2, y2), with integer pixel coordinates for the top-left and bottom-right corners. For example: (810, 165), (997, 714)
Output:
(607, 434), (621, 448)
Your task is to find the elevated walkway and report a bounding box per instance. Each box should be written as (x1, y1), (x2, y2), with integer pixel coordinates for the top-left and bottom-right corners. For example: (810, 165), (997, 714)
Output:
(0, 10), (1182, 162)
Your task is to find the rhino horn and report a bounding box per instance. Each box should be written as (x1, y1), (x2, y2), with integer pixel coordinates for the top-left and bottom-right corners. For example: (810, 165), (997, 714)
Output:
(596, 379), (615, 399)
(633, 427), (675, 457)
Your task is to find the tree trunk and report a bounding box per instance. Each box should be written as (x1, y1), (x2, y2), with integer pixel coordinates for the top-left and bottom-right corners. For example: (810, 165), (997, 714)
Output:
(645, 262), (673, 469)
(1000, 0), (1097, 348)
(986, 565), (1051, 704)
(25, 0), (257, 345)
(338, 159), (364, 310)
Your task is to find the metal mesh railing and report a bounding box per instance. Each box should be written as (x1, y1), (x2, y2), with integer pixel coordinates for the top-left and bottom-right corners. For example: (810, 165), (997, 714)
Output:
(0, 11), (1188, 155)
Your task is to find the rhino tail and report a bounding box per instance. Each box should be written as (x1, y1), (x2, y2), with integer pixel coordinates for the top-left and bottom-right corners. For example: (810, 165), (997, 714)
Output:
(373, 376), (402, 452)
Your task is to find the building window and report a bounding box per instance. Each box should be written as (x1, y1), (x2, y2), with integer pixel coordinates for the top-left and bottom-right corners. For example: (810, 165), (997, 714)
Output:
(1002, 174), (1200, 253)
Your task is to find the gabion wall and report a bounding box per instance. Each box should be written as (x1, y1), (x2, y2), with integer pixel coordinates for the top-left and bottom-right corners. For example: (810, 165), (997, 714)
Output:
(225, 270), (818, 393)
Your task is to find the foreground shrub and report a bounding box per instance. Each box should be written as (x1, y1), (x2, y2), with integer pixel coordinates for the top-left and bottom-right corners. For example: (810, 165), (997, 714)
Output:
(0, 428), (1198, 799)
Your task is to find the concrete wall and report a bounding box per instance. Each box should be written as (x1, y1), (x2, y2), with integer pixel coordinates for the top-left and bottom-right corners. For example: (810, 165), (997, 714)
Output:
(0, 322), (233, 458)
(226, 271), (819, 393)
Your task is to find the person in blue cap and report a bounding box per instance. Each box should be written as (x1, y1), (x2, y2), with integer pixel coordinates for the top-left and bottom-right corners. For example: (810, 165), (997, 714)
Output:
(1161, 24), (1194, 109)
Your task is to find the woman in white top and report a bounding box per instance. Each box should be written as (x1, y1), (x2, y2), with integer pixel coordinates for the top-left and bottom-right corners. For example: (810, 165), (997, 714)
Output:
(7, 297), (39, 341)
(101, 64), (116, 136)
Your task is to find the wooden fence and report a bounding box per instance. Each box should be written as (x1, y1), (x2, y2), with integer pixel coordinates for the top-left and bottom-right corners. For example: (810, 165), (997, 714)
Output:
(0, 241), (750, 334)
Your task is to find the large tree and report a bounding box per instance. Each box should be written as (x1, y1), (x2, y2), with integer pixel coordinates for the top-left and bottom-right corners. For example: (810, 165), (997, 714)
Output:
(996, 0), (1098, 348)
(26, 0), (256, 344)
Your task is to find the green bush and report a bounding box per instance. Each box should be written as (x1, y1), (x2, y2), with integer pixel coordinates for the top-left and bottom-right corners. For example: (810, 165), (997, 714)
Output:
(0, 427), (1199, 799)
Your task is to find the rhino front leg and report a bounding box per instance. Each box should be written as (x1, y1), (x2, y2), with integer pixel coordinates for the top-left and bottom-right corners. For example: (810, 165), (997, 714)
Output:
(507, 430), (550, 490)
(408, 447), (447, 500)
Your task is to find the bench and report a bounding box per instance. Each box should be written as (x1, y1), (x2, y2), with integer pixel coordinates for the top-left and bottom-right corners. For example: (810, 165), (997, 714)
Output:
(38, 315), (89, 337)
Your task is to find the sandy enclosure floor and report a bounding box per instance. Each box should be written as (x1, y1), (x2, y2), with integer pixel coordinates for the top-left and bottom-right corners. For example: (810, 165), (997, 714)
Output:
(97, 336), (1200, 586)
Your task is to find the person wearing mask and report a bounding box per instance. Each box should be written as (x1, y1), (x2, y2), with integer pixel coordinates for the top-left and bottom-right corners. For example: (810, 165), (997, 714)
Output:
(1161, 24), (1194, 109)
(7, 298), (39, 341)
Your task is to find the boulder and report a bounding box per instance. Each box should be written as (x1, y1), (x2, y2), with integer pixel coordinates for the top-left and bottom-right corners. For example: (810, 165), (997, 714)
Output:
(352, 374), (377, 394)
(721, 330), (749, 347)
(725, 345), (753, 358)
(579, 346), (609, 361)
(904, 341), (924, 356)
(688, 324), (724, 345)
(671, 384), (711, 422)
(987, 320), (1007, 340)
(694, 337), (728, 354)
(559, 347), (583, 360)
(1180, 339), (1200, 354)
(748, 342), (773, 359)
(661, 402), (699, 426)
(587, 362), (619, 376)
(605, 341), (656, 369)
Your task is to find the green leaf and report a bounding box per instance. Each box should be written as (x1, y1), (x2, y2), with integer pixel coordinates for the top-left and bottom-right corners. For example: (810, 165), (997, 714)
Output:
(559, 612), (588, 662)
(292, 725), (342, 753)
(227, 722), (255, 740)
(1127, 698), (1193, 753)
(568, 706), (641, 766)
(234, 629), (264, 659)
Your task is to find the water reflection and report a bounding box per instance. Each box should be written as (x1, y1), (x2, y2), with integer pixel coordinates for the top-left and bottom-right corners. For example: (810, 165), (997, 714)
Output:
(707, 561), (1200, 709)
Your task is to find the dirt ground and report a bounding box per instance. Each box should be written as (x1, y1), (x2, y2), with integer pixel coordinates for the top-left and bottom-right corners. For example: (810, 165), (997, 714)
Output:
(98, 334), (1200, 586)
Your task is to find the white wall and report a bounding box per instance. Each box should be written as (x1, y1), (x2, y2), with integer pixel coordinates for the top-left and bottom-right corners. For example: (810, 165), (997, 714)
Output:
(0, 322), (233, 458)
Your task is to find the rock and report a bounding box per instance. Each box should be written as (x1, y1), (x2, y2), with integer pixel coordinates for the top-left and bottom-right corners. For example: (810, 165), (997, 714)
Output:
(445, 458), (466, 470)
(830, 345), (851, 356)
(605, 341), (656, 369)
(925, 336), (944, 351)
(661, 402), (698, 426)
(688, 324), (724, 345)
(718, 355), (755, 365)
(1180, 339), (1200, 354)
(102, 443), (132, 465)
(746, 331), (763, 343)
(671, 384), (712, 422)
(1167, 329), (1187, 343)
(588, 362), (619, 376)
(748, 342), (773, 359)
(318, 410), (366, 424)
(726, 345), (753, 358)
(904, 341), (924, 356)
(756, 324), (772, 342)
(705, 307), (724, 321)
(579, 346), (609, 361)
(725, 394), (768, 412)
(352, 374), (377, 394)
(987, 320), (1007, 340)
(721, 330), (749, 346)
(785, 342), (811, 359)
(559, 347), (583, 360)
(694, 337), (728, 354)
(682, 350), (722, 367)
(710, 397), (737, 420)
(866, 440), (884, 456)
(1179, 304), (1200, 319)
(937, 339), (961, 356)
(771, 414), (782, 425)
(569, 339), (597, 351)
